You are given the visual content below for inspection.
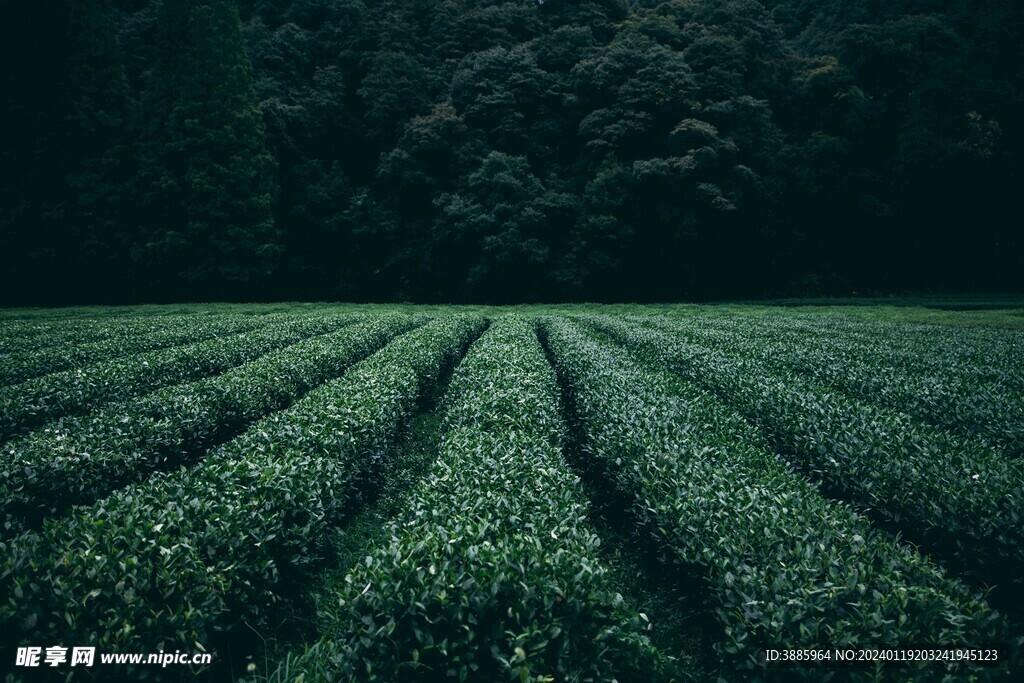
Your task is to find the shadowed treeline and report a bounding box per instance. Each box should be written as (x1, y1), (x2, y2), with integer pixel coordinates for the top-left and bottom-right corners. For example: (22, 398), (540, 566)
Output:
(1, 0), (1021, 304)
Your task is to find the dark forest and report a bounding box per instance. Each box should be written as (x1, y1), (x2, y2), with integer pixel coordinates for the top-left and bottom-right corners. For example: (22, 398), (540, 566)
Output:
(1, 0), (1021, 304)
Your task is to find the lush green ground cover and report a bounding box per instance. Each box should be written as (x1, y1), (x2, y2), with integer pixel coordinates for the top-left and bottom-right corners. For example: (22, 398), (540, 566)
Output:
(0, 299), (1021, 681)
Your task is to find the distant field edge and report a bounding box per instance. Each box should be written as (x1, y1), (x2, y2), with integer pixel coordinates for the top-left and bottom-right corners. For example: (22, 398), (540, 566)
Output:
(2, 295), (1024, 330)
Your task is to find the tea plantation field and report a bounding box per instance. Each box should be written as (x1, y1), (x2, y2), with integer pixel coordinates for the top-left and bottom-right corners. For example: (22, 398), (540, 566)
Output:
(1, 302), (1022, 681)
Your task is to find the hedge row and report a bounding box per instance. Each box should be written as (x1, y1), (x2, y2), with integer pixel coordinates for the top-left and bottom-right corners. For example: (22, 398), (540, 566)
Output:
(0, 312), (216, 355)
(541, 317), (1006, 676)
(0, 315), (417, 537)
(0, 315), (353, 440)
(264, 317), (680, 683)
(592, 315), (1024, 591)
(0, 313), (283, 386)
(0, 315), (485, 656)
(670, 312), (1023, 390)
(652, 314), (1024, 457)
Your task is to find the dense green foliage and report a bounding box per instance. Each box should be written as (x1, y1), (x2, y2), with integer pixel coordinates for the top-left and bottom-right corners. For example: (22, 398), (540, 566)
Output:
(0, 302), (1021, 680)
(594, 315), (1024, 594)
(0, 315), (416, 537)
(1, 0), (1021, 303)
(541, 316), (1005, 675)
(270, 317), (679, 681)
(0, 313), (271, 385)
(0, 314), (349, 439)
(649, 313), (1024, 455)
(1, 314), (483, 656)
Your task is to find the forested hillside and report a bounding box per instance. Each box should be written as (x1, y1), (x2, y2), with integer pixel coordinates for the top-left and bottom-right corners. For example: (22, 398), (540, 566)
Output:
(1, 0), (1021, 303)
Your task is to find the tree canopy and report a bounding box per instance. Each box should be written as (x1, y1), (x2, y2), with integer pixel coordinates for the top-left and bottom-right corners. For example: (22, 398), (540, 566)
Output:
(1, 0), (1021, 303)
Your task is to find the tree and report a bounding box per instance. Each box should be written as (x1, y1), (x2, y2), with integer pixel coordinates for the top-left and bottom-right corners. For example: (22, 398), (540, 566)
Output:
(5, 0), (1023, 303)
(434, 152), (576, 302)
(450, 46), (550, 155)
(0, 0), (132, 304)
(139, 0), (280, 299)
(65, 0), (136, 296)
(572, 34), (695, 158)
